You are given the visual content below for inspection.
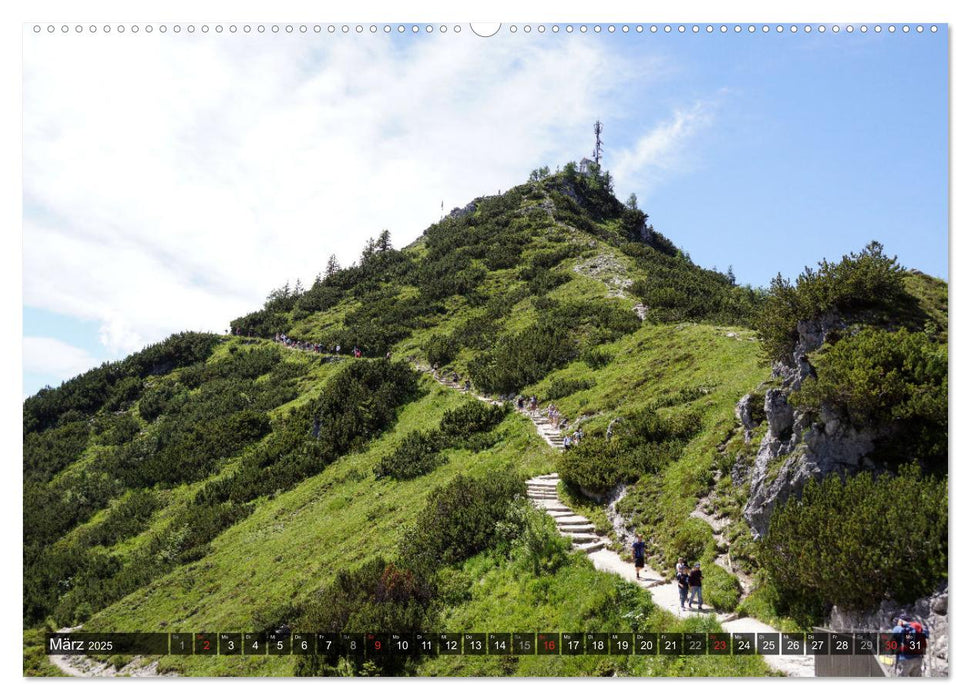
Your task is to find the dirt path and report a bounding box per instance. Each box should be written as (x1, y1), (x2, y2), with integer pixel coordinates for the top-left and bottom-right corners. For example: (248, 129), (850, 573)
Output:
(46, 627), (173, 677)
(420, 363), (814, 677)
(239, 342), (813, 675)
(48, 653), (170, 677)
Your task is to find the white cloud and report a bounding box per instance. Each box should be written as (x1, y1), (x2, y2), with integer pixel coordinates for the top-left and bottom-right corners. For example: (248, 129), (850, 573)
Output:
(22, 31), (700, 357)
(611, 101), (715, 192)
(23, 336), (100, 380)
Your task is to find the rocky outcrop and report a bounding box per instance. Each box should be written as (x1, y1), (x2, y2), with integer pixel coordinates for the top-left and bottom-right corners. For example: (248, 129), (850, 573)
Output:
(826, 583), (948, 677)
(735, 392), (764, 441)
(742, 314), (879, 537)
(446, 200), (477, 220)
(572, 253), (633, 299)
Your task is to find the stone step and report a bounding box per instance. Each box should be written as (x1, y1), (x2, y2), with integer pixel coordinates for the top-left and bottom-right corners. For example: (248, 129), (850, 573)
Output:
(552, 514), (591, 525)
(527, 488), (558, 495)
(565, 532), (599, 544)
(544, 506), (572, 514)
(558, 524), (595, 533)
(575, 540), (606, 554)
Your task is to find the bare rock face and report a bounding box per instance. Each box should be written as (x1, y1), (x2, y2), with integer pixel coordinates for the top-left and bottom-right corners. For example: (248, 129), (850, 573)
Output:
(793, 313), (846, 365)
(743, 416), (878, 537)
(735, 393), (763, 438)
(742, 314), (878, 537)
(827, 583), (949, 677)
(764, 389), (794, 438)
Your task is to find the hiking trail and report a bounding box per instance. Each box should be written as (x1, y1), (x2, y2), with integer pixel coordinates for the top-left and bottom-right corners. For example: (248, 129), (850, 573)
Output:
(417, 360), (814, 677)
(47, 627), (172, 677)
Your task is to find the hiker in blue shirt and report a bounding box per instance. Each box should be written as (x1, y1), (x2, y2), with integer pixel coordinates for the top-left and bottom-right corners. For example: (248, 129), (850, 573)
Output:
(632, 534), (646, 580)
(892, 616), (925, 677)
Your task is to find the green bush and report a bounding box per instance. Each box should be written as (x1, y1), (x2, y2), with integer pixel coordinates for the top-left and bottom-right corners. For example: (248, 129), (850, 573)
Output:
(207, 346), (281, 379)
(93, 412), (140, 446)
(697, 561), (741, 612)
(438, 401), (508, 441)
(102, 409), (272, 488)
(79, 490), (160, 548)
(545, 377), (595, 400)
(138, 381), (186, 423)
(296, 558), (437, 676)
(659, 517), (713, 569)
(495, 499), (570, 575)
(451, 315), (501, 351)
(203, 360), (421, 503)
(467, 320), (577, 395)
(792, 328), (947, 474)
(23, 422), (90, 483)
(624, 242), (762, 326)
(374, 429), (445, 480)
(324, 289), (444, 356)
(757, 241), (908, 363)
(560, 408), (701, 495)
(23, 332), (219, 433)
(759, 465), (947, 618)
(399, 472), (524, 571)
(582, 347), (613, 369)
(372, 401), (507, 481)
(425, 334), (459, 367)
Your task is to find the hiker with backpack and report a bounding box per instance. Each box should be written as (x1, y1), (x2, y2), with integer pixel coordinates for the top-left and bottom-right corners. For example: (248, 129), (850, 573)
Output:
(687, 562), (704, 610)
(892, 616), (926, 676)
(632, 534), (646, 580)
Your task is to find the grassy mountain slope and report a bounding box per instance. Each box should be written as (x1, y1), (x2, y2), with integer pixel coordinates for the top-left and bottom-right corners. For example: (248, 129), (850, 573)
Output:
(23, 164), (946, 676)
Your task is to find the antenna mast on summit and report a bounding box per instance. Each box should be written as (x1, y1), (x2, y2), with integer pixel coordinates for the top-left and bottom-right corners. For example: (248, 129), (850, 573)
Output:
(593, 121), (604, 165)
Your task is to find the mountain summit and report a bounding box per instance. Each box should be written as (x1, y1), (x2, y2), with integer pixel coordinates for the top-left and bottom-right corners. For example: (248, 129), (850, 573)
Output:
(24, 162), (947, 677)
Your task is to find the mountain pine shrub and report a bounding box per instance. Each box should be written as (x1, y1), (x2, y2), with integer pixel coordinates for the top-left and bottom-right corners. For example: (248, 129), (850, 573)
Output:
(759, 465), (947, 618)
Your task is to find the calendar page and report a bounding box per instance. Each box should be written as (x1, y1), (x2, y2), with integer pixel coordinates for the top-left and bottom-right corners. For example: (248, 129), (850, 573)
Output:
(21, 15), (948, 682)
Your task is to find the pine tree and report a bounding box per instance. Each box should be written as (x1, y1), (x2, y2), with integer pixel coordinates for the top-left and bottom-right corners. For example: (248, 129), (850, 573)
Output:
(325, 254), (341, 277)
(360, 238), (377, 265)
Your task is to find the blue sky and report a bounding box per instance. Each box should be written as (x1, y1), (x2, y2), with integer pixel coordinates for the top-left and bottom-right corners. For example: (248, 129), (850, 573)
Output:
(22, 24), (947, 396)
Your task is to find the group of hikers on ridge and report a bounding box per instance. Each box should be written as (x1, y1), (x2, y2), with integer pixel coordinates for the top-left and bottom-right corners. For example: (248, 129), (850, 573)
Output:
(632, 534), (706, 612)
(229, 328), (366, 357)
(272, 332), (363, 358)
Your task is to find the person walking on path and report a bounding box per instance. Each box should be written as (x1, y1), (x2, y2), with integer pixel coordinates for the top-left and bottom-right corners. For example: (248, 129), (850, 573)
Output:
(676, 566), (691, 610)
(687, 562), (704, 610)
(891, 616), (926, 677)
(632, 534), (646, 580)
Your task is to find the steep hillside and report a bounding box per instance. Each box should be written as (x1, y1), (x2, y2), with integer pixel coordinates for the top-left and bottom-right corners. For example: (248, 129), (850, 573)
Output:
(23, 164), (947, 676)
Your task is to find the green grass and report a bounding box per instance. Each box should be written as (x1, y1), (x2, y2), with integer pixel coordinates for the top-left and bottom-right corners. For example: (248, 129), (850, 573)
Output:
(42, 379), (550, 676)
(23, 628), (66, 676)
(418, 550), (769, 677)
